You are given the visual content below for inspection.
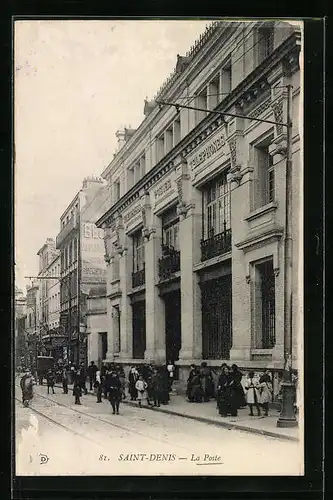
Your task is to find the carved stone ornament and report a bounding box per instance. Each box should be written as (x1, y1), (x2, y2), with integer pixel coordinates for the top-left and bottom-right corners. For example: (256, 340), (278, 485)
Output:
(142, 226), (156, 242)
(271, 99), (284, 136)
(227, 165), (243, 187)
(176, 202), (188, 220)
(141, 206), (147, 228)
(273, 267), (280, 277)
(228, 137), (237, 167)
(176, 178), (183, 204)
(104, 254), (111, 264)
(246, 275), (251, 284)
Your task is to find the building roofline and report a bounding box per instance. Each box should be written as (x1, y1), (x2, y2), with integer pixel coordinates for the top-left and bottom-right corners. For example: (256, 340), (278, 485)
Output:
(59, 191), (81, 221)
(100, 21), (237, 180)
(97, 30), (301, 229)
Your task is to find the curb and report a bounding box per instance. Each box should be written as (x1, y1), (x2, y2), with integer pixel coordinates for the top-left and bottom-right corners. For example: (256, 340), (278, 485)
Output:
(50, 383), (298, 443)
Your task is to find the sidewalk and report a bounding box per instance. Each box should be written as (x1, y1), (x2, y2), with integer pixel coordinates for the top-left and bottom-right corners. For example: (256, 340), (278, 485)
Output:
(52, 381), (299, 442)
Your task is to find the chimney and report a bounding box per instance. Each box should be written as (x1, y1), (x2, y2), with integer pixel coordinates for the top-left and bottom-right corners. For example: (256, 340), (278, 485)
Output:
(144, 99), (156, 117)
(124, 127), (136, 141)
(115, 129), (126, 150)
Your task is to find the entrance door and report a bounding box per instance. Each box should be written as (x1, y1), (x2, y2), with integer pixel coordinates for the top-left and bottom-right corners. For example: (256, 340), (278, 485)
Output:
(164, 290), (181, 363)
(201, 274), (232, 359)
(132, 301), (146, 359)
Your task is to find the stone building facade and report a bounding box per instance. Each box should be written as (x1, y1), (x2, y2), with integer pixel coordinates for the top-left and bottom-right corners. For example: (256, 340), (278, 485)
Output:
(96, 21), (302, 390)
(56, 176), (109, 364)
(85, 285), (107, 366)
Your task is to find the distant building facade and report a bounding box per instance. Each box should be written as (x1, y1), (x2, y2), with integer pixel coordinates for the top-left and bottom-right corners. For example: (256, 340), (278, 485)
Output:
(25, 280), (40, 367)
(85, 284), (107, 367)
(55, 176), (109, 365)
(14, 286), (27, 366)
(96, 21), (302, 391)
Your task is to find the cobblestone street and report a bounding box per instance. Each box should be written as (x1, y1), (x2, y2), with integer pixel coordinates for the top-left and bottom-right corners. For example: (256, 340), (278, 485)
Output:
(15, 383), (303, 476)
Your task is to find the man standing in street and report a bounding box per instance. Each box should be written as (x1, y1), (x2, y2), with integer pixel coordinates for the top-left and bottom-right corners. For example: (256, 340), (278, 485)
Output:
(87, 361), (98, 391)
(78, 362), (88, 395)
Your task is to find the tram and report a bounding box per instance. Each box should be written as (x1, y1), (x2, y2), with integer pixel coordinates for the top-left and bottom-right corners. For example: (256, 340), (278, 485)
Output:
(36, 355), (54, 385)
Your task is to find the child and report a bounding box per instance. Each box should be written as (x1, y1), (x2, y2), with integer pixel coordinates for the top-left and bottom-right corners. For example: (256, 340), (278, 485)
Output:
(135, 375), (148, 408)
(245, 371), (261, 416)
(73, 381), (82, 405)
(259, 374), (273, 417)
(46, 369), (55, 395)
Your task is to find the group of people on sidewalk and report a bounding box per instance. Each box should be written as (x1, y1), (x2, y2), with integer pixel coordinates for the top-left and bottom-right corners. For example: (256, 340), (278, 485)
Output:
(186, 363), (274, 418)
(20, 359), (277, 420)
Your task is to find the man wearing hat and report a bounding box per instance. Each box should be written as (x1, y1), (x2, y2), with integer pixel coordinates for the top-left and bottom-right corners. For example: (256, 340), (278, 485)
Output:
(106, 370), (122, 415)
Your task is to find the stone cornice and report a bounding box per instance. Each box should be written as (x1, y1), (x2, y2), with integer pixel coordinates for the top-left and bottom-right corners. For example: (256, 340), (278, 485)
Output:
(235, 228), (284, 252)
(107, 290), (122, 300)
(97, 31), (301, 229)
(101, 23), (240, 179)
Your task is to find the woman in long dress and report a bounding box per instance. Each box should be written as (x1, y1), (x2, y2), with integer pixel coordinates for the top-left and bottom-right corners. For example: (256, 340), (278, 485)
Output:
(230, 364), (247, 409)
(216, 366), (230, 417)
(128, 366), (139, 401)
(199, 362), (214, 402)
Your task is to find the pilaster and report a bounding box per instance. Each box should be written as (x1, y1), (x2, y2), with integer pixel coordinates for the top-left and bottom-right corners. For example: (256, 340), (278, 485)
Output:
(143, 197), (165, 363)
(175, 157), (202, 361)
(115, 214), (132, 361)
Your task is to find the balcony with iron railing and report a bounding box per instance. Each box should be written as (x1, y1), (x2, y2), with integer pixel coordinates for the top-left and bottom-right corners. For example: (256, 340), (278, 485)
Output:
(56, 215), (79, 249)
(158, 245), (181, 281)
(201, 226), (232, 262)
(132, 266), (145, 288)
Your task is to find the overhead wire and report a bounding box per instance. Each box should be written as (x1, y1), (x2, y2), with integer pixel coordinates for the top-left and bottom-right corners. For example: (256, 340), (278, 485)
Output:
(50, 27), (286, 237)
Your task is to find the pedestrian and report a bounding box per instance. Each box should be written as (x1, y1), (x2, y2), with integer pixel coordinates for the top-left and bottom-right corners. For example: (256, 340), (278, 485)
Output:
(73, 380), (82, 405)
(46, 369), (55, 395)
(199, 362), (214, 402)
(106, 370), (122, 414)
(78, 362), (88, 395)
(135, 375), (148, 408)
(166, 360), (175, 391)
(151, 368), (163, 407)
(62, 365), (69, 394)
(244, 371), (261, 416)
(100, 363), (108, 399)
(187, 368), (203, 403)
(259, 368), (272, 385)
(87, 361), (98, 391)
(230, 364), (247, 409)
(159, 365), (170, 404)
(146, 372), (154, 406)
(226, 367), (239, 417)
(216, 365), (230, 416)
(20, 370), (35, 407)
(186, 364), (196, 400)
(94, 369), (103, 403)
(117, 365), (126, 399)
(128, 366), (139, 401)
(258, 372), (273, 417)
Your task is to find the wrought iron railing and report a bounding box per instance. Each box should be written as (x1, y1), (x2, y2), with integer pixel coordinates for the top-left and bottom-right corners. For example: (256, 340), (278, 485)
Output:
(132, 267), (145, 288)
(158, 246), (181, 281)
(200, 229), (232, 262)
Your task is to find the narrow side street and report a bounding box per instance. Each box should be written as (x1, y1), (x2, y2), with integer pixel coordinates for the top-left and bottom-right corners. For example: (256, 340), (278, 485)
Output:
(15, 384), (303, 476)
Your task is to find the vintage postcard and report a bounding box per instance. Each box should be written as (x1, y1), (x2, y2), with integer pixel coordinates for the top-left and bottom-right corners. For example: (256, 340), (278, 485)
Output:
(14, 18), (304, 476)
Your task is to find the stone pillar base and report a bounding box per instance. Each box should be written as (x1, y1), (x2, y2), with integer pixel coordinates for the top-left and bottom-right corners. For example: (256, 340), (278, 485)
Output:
(229, 347), (251, 362)
(118, 351), (133, 362)
(178, 349), (201, 363)
(272, 345), (284, 362)
(144, 349), (166, 365)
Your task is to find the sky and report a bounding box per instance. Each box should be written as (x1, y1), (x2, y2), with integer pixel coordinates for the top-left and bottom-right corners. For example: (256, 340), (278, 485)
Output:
(14, 20), (210, 291)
